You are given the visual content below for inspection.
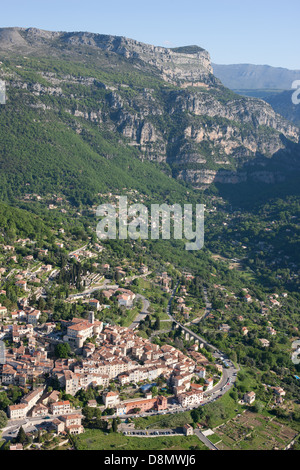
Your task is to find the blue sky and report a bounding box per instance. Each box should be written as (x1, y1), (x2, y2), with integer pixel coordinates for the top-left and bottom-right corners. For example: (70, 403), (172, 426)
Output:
(1, 0), (300, 69)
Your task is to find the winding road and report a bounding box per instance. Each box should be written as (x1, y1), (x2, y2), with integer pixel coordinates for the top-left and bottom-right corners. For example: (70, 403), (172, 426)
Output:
(129, 294), (150, 330)
(166, 283), (239, 401)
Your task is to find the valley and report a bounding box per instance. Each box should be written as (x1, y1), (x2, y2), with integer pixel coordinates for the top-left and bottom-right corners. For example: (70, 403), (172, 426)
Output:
(0, 27), (299, 452)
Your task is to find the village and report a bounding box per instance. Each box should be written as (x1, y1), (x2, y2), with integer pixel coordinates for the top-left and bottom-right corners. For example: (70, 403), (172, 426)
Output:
(0, 300), (226, 441)
(0, 192), (297, 451)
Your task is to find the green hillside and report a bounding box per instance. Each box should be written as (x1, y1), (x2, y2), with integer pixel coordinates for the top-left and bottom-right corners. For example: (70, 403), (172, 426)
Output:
(0, 31), (299, 208)
(0, 57), (193, 205)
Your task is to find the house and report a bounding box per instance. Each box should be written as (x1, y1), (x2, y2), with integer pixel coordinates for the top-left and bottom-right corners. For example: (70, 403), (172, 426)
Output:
(31, 404), (49, 417)
(139, 265), (148, 274)
(21, 387), (44, 412)
(124, 396), (167, 414)
(205, 378), (214, 391)
(87, 400), (97, 408)
(63, 370), (80, 395)
(60, 414), (84, 434)
(0, 305), (7, 318)
(15, 280), (27, 291)
(259, 338), (270, 348)
(19, 298), (29, 308)
(272, 387), (286, 404)
(1, 365), (17, 384)
(219, 324), (231, 333)
(66, 424), (84, 435)
(27, 310), (41, 325)
(195, 367), (206, 379)
(50, 400), (72, 415)
(83, 342), (96, 358)
(52, 418), (65, 434)
(117, 294), (133, 308)
(9, 444), (23, 451)
(267, 326), (276, 336)
(273, 387), (286, 397)
(244, 391), (256, 405)
(65, 423), (84, 434)
(190, 384), (204, 393)
(102, 290), (114, 300)
(103, 391), (120, 408)
(11, 311), (19, 320)
(63, 318), (103, 349)
(8, 403), (28, 419)
(88, 299), (101, 310)
(115, 267), (126, 278)
(183, 424), (194, 436)
(42, 390), (60, 406)
(261, 308), (269, 316)
(116, 405), (127, 416)
(43, 323), (56, 334)
(41, 264), (53, 272)
(94, 243), (103, 252)
(177, 390), (203, 407)
(270, 298), (280, 308)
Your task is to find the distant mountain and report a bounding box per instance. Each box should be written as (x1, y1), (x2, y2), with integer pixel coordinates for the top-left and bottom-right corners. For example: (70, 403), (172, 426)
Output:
(263, 90), (300, 128)
(212, 63), (300, 128)
(212, 63), (300, 91)
(0, 27), (299, 201)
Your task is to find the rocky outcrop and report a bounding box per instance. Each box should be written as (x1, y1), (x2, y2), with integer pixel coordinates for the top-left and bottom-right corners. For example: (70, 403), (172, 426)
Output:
(62, 33), (213, 84)
(171, 92), (298, 141)
(0, 27), (214, 86)
(177, 168), (247, 186)
(177, 167), (289, 186)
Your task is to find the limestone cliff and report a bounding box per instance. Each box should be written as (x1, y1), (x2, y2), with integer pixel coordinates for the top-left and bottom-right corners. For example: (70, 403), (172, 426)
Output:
(0, 27), (299, 188)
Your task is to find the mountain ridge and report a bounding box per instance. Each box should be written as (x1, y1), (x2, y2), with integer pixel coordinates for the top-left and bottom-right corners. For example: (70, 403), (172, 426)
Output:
(0, 27), (299, 195)
(212, 62), (300, 91)
(0, 27), (213, 85)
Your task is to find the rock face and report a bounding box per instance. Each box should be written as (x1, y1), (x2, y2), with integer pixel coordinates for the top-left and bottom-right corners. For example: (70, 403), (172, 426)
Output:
(0, 28), (213, 86)
(0, 27), (299, 187)
(64, 34), (213, 83)
(172, 93), (298, 139)
(0, 27), (28, 48)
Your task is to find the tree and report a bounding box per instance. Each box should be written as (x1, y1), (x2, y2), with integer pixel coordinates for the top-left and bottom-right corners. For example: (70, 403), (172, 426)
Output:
(102, 408), (114, 416)
(55, 342), (72, 358)
(0, 410), (7, 429)
(154, 317), (161, 331)
(16, 426), (27, 444)
(132, 408), (141, 414)
(0, 392), (10, 411)
(112, 418), (118, 433)
(191, 407), (204, 423)
(38, 297), (46, 312)
(252, 401), (264, 413)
